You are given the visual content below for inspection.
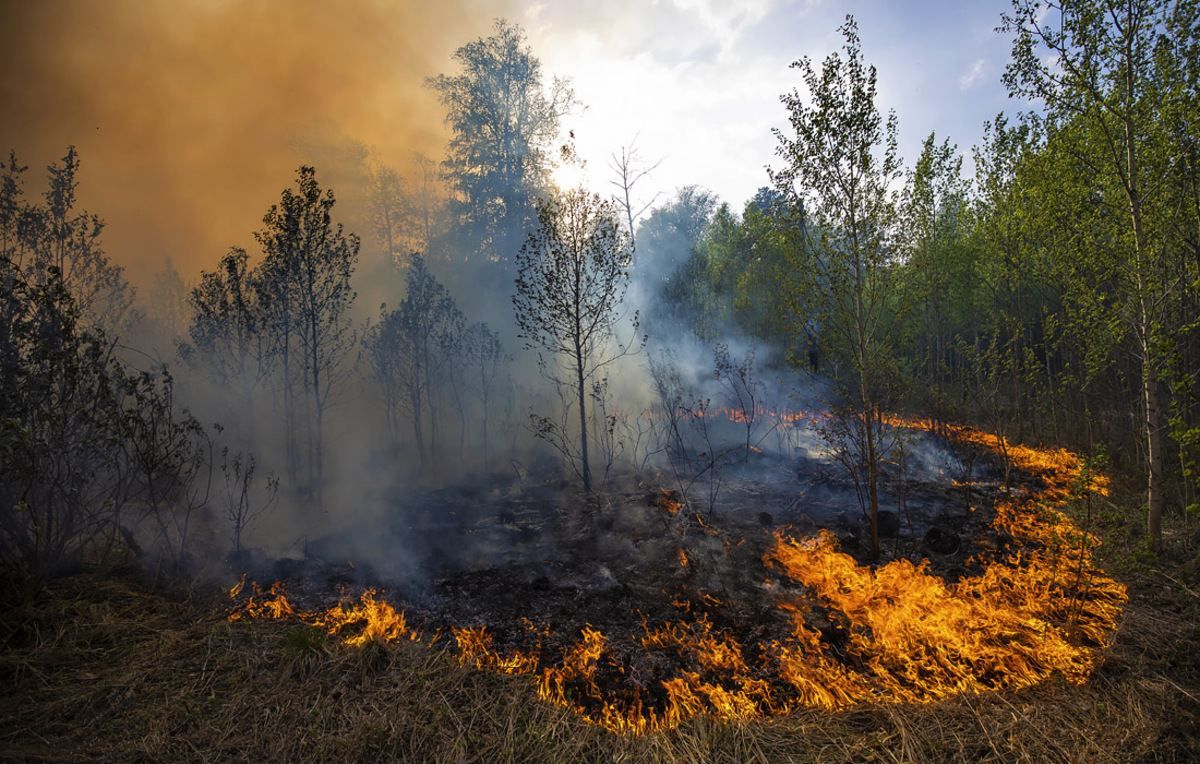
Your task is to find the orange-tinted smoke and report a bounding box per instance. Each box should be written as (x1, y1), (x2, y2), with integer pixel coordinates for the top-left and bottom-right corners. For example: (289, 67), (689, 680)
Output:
(0, 0), (512, 285)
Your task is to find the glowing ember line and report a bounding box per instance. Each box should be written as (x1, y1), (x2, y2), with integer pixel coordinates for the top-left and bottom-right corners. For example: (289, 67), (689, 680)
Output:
(226, 418), (1126, 735)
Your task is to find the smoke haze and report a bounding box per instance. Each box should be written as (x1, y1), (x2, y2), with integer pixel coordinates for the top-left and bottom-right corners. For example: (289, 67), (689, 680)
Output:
(0, 0), (513, 286)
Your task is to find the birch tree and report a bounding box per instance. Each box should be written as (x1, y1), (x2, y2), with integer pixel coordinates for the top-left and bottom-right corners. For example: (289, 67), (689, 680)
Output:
(770, 16), (903, 559)
(514, 189), (637, 491)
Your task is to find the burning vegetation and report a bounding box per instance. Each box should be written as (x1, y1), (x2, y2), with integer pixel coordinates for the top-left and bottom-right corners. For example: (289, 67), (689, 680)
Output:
(228, 418), (1126, 734)
(4, 2), (1200, 759)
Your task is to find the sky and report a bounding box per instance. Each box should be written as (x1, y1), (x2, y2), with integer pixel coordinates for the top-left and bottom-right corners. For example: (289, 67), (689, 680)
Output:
(0, 0), (1028, 285)
(530, 0), (1023, 213)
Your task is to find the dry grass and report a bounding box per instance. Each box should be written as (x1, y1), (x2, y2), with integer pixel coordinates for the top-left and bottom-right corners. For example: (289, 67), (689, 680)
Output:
(0, 567), (1197, 763)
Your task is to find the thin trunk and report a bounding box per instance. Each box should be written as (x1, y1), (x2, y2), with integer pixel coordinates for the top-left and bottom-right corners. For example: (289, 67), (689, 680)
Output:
(311, 314), (323, 504)
(481, 379), (490, 470)
(282, 338), (298, 487)
(1124, 70), (1165, 550)
(862, 398), (880, 560)
(411, 387), (426, 467)
(576, 345), (591, 491)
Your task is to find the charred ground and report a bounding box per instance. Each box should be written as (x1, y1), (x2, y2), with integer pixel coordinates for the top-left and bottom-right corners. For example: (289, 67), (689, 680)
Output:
(216, 421), (1131, 734)
(235, 425), (1000, 661)
(2, 424), (1197, 762)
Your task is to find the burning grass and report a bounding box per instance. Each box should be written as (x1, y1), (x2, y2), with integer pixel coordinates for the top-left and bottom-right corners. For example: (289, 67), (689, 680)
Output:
(221, 420), (1129, 735)
(6, 421), (1191, 761)
(0, 563), (1195, 761)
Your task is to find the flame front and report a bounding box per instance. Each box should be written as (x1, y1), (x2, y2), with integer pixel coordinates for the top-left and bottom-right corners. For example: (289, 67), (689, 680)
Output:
(227, 420), (1126, 734)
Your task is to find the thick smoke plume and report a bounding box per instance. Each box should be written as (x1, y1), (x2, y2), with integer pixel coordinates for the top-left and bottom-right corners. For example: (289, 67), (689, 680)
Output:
(0, 0), (513, 286)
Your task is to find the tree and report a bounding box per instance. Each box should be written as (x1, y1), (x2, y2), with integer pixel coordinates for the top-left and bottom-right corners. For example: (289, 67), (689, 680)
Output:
(254, 167), (359, 497)
(1002, 0), (1192, 549)
(0, 258), (129, 587)
(369, 163), (409, 268)
(608, 135), (663, 249)
(634, 185), (718, 333)
(462, 321), (508, 467)
(410, 153), (446, 258)
(514, 189), (637, 491)
(729, 188), (801, 346)
(0, 255), (211, 592)
(0, 148), (137, 336)
(428, 19), (575, 267)
(896, 133), (973, 430)
(183, 248), (269, 451)
(219, 447), (279, 556)
(770, 16), (903, 559)
(364, 254), (461, 467)
(966, 114), (1047, 443)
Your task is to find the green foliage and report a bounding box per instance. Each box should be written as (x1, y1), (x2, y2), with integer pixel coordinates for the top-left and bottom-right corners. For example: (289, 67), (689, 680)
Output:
(514, 189), (636, 490)
(635, 185), (719, 336)
(283, 625), (327, 661)
(428, 19), (575, 264)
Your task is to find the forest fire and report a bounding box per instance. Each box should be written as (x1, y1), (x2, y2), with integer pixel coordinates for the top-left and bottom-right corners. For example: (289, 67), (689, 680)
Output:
(227, 419), (1127, 734)
(6, 2), (1199, 759)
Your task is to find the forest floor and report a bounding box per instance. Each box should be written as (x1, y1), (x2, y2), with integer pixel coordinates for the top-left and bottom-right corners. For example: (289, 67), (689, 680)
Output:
(1, 471), (1199, 761)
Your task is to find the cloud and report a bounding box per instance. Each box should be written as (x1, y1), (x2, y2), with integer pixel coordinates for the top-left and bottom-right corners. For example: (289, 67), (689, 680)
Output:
(669, 0), (777, 58)
(959, 58), (987, 90)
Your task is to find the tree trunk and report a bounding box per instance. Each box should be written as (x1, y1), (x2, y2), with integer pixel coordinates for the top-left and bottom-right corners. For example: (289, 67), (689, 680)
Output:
(575, 347), (591, 492)
(481, 384), (490, 470)
(863, 401), (880, 560)
(411, 388), (426, 467)
(1142, 326), (1167, 549)
(1125, 89), (1165, 551)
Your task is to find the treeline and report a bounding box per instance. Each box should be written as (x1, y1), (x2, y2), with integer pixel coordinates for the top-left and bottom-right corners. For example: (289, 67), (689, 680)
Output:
(0, 20), (564, 593)
(647, 2), (1200, 552)
(0, 150), (227, 593)
(3, 3), (1197, 594)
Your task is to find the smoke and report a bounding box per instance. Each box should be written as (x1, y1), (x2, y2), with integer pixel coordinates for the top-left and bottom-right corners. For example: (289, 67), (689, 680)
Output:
(0, 0), (513, 287)
(0, 4), (969, 589)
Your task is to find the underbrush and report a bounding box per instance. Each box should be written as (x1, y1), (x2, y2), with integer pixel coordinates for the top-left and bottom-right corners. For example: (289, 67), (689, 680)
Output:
(1, 566), (1196, 763)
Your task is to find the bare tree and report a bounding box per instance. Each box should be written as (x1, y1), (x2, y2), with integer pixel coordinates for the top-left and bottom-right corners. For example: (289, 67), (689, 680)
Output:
(646, 355), (707, 514)
(219, 447), (279, 555)
(514, 189), (638, 491)
(608, 135), (663, 249)
(713, 343), (764, 458)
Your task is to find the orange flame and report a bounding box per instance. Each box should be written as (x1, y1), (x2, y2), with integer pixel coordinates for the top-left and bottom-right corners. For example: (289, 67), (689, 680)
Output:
(227, 418), (1126, 735)
(656, 488), (683, 516)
